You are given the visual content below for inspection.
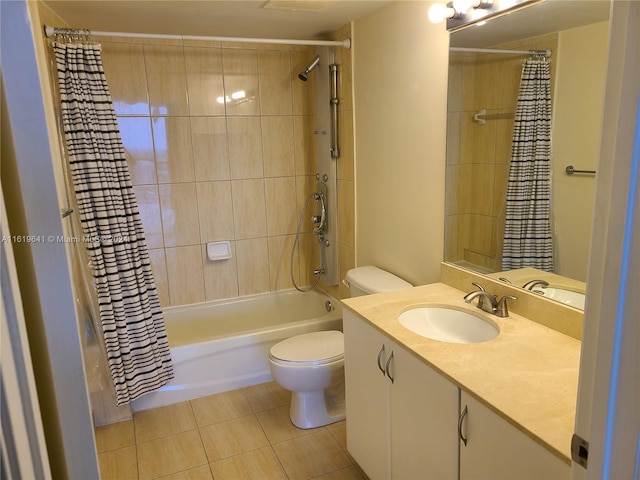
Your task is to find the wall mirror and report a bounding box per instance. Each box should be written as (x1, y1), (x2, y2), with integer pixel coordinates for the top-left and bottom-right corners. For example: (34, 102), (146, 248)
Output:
(444, 0), (611, 310)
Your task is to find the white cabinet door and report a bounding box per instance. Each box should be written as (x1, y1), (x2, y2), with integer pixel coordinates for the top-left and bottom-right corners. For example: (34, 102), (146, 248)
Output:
(344, 310), (391, 479)
(389, 341), (459, 480)
(459, 392), (571, 480)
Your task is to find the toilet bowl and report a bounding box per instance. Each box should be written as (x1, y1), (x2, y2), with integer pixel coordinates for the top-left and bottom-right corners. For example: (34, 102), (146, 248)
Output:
(269, 330), (345, 429)
(269, 266), (412, 429)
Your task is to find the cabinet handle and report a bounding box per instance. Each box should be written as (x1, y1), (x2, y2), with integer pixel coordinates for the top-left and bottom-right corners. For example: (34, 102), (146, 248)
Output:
(458, 405), (468, 446)
(376, 344), (386, 375)
(385, 351), (395, 383)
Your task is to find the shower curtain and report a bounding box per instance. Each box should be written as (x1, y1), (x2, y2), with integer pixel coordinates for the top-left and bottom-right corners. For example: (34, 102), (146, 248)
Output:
(53, 40), (173, 405)
(502, 55), (554, 272)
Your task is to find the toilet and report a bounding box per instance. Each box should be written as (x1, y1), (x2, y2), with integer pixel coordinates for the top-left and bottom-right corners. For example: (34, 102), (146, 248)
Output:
(269, 266), (412, 429)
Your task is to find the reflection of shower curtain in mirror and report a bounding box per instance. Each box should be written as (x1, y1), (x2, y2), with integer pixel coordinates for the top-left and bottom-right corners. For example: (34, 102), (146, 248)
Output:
(53, 41), (173, 405)
(502, 56), (554, 272)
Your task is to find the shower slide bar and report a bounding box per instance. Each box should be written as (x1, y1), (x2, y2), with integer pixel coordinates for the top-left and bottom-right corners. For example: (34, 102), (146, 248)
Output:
(450, 47), (551, 57)
(565, 165), (597, 176)
(44, 26), (351, 49)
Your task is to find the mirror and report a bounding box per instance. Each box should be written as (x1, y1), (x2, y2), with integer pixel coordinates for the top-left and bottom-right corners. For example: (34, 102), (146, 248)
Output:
(444, 0), (611, 309)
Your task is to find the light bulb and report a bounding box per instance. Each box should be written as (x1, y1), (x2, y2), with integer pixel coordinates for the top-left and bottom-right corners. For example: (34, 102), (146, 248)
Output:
(428, 3), (456, 23)
(452, 0), (475, 11)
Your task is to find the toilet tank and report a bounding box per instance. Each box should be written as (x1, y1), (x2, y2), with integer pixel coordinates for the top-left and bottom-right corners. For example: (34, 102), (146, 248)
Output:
(344, 266), (413, 297)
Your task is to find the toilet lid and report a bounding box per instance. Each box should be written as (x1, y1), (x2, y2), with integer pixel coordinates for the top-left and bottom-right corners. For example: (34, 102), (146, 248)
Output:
(270, 331), (344, 365)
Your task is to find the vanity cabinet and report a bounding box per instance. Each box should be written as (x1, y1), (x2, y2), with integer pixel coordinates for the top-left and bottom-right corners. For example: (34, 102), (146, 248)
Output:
(458, 391), (570, 479)
(343, 311), (459, 480)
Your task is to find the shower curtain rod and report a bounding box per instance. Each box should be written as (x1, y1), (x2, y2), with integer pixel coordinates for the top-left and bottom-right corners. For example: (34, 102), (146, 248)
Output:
(44, 26), (351, 49)
(450, 47), (551, 57)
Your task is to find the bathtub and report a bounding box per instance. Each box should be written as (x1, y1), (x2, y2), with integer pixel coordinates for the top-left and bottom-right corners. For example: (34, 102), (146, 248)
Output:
(131, 289), (343, 412)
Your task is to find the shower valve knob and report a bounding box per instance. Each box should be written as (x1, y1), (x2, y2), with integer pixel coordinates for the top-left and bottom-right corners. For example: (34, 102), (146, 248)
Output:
(312, 215), (322, 224)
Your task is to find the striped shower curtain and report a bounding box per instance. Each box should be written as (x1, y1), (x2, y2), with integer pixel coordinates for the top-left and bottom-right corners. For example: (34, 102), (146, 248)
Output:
(53, 41), (173, 405)
(502, 56), (554, 272)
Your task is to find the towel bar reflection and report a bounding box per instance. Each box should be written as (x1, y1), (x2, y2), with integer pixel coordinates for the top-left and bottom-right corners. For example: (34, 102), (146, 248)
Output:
(565, 165), (596, 176)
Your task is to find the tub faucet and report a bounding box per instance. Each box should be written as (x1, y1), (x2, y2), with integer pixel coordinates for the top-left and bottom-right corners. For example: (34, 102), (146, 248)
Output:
(522, 279), (549, 290)
(464, 284), (517, 318)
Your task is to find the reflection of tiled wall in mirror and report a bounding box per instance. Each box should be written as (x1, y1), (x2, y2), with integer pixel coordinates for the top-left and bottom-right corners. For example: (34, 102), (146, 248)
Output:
(445, 33), (559, 273)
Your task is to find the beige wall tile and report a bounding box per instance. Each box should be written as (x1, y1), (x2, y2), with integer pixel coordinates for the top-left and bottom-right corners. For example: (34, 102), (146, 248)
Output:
(101, 42), (149, 116)
(472, 111), (498, 163)
(267, 235), (296, 291)
(446, 112), (462, 166)
(144, 45), (189, 116)
(291, 51), (316, 115)
(236, 238), (271, 295)
(258, 50), (293, 115)
(202, 243), (239, 301)
(153, 117), (195, 184)
(137, 430), (207, 480)
(184, 46), (225, 116)
(159, 183), (201, 247)
(474, 56), (501, 110)
(231, 179), (267, 239)
(227, 116), (264, 179)
(134, 185), (164, 249)
(262, 116), (295, 177)
(191, 117), (230, 182)
(293, 115), (316, 176)
(222, 49), (260, 116)
(165, 245), (205, 305)
(265, 177), (297, 236)
(148, 248), (170, 307)
(118, 117), (157, 185)
(445, 165), (460, 216)
(196, 181), (234, 242)
(337, 179), (355, 249)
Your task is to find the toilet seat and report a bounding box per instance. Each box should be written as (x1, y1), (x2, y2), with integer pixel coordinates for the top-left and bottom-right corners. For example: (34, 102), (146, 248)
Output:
(269, 331), (344, 366)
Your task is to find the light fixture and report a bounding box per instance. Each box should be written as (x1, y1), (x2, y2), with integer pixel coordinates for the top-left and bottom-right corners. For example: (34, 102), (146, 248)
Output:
(452, 0), (493, 12)
(428, 2), (465, 24)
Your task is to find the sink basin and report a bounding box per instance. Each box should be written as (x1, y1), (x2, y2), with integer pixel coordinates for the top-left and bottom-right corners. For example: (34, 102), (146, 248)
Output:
(532, 287), (586, 309)
(398, 307), (499, 344)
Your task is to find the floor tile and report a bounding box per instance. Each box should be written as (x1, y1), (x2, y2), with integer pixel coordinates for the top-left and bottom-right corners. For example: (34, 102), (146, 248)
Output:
(326, 421), (347, 450)
(199, 414), (269, 462)
(256, 405), (309, 444)
(273, 429), (352, 480)
(190, 389), (253, 427)
(208, 446), (287, 480)
(243, 381), (291, 412)
(137, 430), (208, 480)
(98, 445), (138, 480)
(95, 419), (135, 453)
(134, 401), (197, 443)
(313, 465), (367, 480)
(157, 464), (213, 480)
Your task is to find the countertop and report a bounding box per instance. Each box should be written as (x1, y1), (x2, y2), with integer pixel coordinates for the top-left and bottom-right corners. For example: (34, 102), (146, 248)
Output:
(341, 282), (581, 464)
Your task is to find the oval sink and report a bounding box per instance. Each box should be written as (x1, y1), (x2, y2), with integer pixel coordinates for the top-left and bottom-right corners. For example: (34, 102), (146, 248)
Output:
(398, 307), (499, 344)
(532, 287), (585, 310)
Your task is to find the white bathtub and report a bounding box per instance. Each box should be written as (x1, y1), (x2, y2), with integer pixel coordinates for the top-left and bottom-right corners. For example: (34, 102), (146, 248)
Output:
(131, 289), (343, 412)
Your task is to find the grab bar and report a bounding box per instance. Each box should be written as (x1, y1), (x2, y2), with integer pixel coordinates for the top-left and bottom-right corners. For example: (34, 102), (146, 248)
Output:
(565, 165), (596, 176)
(329, 64), (340, 159)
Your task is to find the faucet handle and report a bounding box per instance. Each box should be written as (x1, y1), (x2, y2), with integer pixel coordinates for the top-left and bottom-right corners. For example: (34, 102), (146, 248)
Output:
(496, 295), (517, 318)
(470, 282), (486, 309)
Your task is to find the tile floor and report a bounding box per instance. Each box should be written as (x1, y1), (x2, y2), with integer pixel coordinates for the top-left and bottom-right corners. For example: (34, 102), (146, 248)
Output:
(95, 381), (366, 480)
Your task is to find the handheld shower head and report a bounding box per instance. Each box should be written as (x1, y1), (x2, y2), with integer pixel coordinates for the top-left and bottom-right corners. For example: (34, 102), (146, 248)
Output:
(298, 55), (320, 81)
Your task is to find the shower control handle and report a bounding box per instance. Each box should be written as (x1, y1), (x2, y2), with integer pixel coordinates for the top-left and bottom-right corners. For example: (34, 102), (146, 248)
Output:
(312, 215), (322, 224)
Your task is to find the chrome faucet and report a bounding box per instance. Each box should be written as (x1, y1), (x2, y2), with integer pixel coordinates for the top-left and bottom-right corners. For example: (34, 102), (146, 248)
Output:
(522, 279), (549, 290)
(464, 283), (517, 318)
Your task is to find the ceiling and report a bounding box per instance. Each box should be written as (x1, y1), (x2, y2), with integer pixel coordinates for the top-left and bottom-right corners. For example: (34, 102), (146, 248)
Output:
(42, 0), (392, 40)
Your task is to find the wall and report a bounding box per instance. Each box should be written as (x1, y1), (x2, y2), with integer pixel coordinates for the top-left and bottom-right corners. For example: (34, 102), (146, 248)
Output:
(552, 21), (609, 281)
(445, 33), (558, 272)
(98, 37), (324, 307)
(353, 1), (449, 286)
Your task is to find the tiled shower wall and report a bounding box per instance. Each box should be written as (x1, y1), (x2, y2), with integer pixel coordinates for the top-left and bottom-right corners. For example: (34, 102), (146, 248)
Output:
(445, 33), (558, 272)
(99, 37), (341, 307)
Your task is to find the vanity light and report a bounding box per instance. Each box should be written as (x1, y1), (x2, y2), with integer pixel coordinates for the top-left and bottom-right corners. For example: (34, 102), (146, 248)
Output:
(428, 2), (465, 24)
(452, 0), (493, 12)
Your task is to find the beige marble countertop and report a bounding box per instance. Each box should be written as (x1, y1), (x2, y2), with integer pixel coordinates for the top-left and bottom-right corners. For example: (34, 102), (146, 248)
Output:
(341, 282), (581, 465)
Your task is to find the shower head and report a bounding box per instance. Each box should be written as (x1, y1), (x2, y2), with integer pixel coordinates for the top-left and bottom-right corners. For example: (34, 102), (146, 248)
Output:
(298, 55), (320, 81)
